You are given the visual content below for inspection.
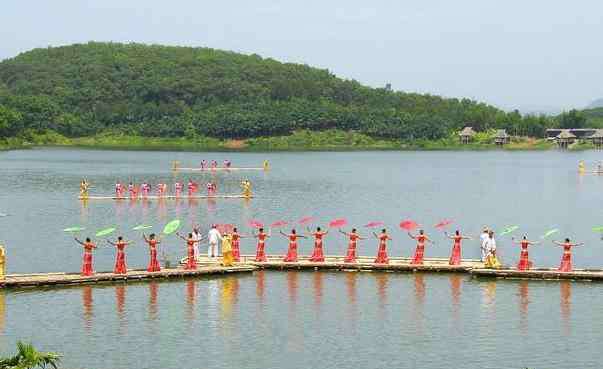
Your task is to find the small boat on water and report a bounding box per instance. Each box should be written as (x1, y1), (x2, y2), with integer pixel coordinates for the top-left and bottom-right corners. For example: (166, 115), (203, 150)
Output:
(171, 160), (269, 172)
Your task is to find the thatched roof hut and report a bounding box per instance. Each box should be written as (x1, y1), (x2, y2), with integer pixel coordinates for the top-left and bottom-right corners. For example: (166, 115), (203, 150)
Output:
(589, 129), (603, 148)
(494, 129), (510, 145)
(459, 127), (476, 144)
(556, 129), (576, 149)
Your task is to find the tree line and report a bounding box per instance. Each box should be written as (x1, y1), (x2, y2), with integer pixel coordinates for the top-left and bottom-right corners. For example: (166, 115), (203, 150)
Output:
(0, 42), (595, 141)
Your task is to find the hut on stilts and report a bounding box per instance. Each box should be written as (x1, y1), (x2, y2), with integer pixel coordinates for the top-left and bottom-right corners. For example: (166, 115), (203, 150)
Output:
(555, 130), (576, 149)
(494, 129), (510, 146)
(459, 127), (476, 144)
(588, 129), (603, 149)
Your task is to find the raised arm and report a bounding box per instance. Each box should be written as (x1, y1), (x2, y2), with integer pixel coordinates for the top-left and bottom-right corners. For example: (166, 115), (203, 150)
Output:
(74, 237), (84, 246)
(408, 232), (416, 240)
(143, 234), (149, 243)
(372, 232), (378, 239)
(176, 232), (187, 241)
(107, 240), (116, 246)
(552, 240), (564, 246)
(279, 230), (287, 237)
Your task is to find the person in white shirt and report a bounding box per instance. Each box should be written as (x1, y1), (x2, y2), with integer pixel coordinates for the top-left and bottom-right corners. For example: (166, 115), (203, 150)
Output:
(192, 227), (202, 260)
(207, 225), (222, 258)
(480, 227), (489, 262)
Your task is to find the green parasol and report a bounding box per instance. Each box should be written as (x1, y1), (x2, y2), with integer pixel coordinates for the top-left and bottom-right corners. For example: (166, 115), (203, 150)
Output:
(541, 229), (559, 238)
(95, 227), (116, 237)
(592, 226), (603, 232)
(63, 226), (85, 233)
(133, 224), (153, 231)
(499, 225), (519, 236)
(163, 219), (181, 235)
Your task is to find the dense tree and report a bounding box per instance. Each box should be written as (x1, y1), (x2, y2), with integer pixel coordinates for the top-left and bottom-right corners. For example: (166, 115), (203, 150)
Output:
(0, 42), (558, 141)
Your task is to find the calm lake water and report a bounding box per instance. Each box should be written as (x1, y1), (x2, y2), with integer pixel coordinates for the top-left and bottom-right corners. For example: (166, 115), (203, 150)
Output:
(1, 148), (603, 368)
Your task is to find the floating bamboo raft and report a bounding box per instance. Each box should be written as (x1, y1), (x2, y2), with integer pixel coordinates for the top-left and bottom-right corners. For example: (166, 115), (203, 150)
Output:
(79, 194), (252, 200)
(175, 167), (265, 172)
(471, 268), (603, 281)
(0, 265), (256, 289)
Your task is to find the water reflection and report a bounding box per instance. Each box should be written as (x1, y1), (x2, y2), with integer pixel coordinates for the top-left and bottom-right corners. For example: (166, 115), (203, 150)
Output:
(375, 273), (388, 308)
(518, 281), (530, 334)
(256, 271), (265, 303)
(313, 272), (323, 309)
(413, 274), (426, 333)
(206, 198), (216, 213)
(287, 271), (298, 306)
(185, 280), (196, 323)
(149, 282), (158, 321)
(79, 199), (89, 222)
(450, 275), (461, 324)
(115, 284), (126, 335)
(82, 286), (93, 331)
(0, 291), (5, 334)
(560, 281), (571, 335)
(220, 277), (239, 321)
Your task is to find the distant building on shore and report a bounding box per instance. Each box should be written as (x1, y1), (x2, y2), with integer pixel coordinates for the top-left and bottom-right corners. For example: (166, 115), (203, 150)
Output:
(494, 129), (510, 146)
(459, 126), (476, 144)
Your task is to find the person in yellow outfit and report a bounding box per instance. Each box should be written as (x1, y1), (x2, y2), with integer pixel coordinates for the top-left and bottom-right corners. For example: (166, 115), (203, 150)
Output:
(241, 180), (252, 198)
(578, 160), (586, 174)
(263, 160), (269, 171)
(79, 179), (90, 199)
(221, 234), (234, 266)
(484, 231), (502, 269)
(0, 245), (5, 279)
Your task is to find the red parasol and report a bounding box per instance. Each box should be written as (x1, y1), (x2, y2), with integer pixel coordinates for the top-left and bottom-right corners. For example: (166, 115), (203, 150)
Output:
(248, 220), (264, 228)
(434, 219), (454, 229)
(328, 218), (348, 228)
(364, 221), (384, 228)
(216, 224), (234, 234)
(298, 216), (315, 225)
(399, 220), (419, 231)
(270, 220), (288, 228)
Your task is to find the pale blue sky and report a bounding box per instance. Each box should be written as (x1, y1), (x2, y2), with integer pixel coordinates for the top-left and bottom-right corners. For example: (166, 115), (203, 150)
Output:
(1, 0), (601, 112)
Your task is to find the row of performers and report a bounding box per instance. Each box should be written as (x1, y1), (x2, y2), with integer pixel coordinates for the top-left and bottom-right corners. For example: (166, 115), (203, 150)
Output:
(73, 227), (583, 276)
(80, 179), (252, 198)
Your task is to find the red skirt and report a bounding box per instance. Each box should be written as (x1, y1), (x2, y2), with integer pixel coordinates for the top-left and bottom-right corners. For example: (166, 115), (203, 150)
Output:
(558, 252), (572, 272)
(185, 246), (196, 270)
(232, 239), (241, 262)
(114, 251), (127, 274)
(283, 242), (298, 262)
(374, 242), (389, 264)
(517, 250), (532, 271)
(255, 241), (267, 262)
(411, 244), (425, 265)
(449, 243), (461, 265)
(309, 240), (325, 262)
(147, 248), (161, 272)
(344, 243), (357, 263)
(81, 252), (93, 276)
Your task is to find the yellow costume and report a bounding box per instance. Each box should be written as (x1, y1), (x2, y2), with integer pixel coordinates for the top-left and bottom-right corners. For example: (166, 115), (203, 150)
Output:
(484, 254), (502, 269)
(221, 235), (234, 266)
(578, 160), (586, 174)
(0, 245), (5, 279)
(241, 180), (252, 198)
(263, 160), (269, 171)
(79, 180), (89, 198)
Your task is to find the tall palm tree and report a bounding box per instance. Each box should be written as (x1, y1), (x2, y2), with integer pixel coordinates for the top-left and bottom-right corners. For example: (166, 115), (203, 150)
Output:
(0, 341), (61, 369)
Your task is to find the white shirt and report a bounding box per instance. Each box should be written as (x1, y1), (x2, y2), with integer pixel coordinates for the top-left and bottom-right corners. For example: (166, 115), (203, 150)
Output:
(208, 229), (222, 244)
(486, 237), (496, 253)
(480, 233), (489, 249)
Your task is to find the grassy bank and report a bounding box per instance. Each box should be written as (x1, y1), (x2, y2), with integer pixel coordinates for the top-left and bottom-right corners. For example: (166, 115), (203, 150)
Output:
(2, 129), (560, 152)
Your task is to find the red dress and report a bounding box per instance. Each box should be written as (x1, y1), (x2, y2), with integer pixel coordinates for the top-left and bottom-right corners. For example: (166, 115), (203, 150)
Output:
(255, 233), (268, 262)
(185, 239), (197, 270)
(374, 234), (390, 264)
(449, 236), (462, 266)
(113, 242), (127, 274)
(81, 243), (95, 276)
(344, 234), (360, 263)
(147, 239), (161, 272)
(517, 240), (532, 271)
(558, 243), (573, 272)
(411, 235), (426, 265)
(283, 234), (299, 262)
(232, 233), (241, 262)
(309, 232), (326, 262)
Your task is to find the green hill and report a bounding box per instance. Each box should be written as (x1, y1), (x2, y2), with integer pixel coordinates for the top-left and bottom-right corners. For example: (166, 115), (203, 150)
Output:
(0, 42), (553, 144)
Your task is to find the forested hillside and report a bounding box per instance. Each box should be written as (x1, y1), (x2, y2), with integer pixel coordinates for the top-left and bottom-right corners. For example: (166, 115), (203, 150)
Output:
(0, 42), (561, 142)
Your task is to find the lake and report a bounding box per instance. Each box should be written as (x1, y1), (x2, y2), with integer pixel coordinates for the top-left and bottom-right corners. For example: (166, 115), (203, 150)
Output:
(0, 148), (602, 368)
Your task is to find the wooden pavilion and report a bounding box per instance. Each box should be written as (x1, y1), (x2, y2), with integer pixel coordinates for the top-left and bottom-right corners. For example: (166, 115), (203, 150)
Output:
(459, 127), (476, 144)
(555, 129), (576, 149)
(589, 129), (603, 149)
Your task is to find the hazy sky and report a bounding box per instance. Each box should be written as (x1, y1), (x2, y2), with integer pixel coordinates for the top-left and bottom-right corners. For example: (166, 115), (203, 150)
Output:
(1, 0), (602, 112)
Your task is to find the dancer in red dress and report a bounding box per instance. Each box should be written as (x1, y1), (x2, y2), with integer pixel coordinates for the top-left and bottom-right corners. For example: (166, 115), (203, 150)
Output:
(231, 227), (245, 262)
(187, 179), (197, 197)
(174, 182), (183, 198)
(408, 229), (434, 265)
(553, 238), (584, 272)
(373, 229), (391, 264)
(177, 232), (200, 270)
(75, 237), (96, 276)
(143, 233), (162, 272)
(445, 230), (471, 266)
(340, 228), (364, 263)
(253, 228), (269, 262)
(512, 236), (539, 270)
(308, 227), (329, 262)
(107, 236), (131, 274)
(281, 229), (306, 262)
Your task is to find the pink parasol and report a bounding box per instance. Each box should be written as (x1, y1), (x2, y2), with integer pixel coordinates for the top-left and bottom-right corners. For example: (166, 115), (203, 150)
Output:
(270, 220), (288, 228)
(399, 220), (419, 231)
(216, 224), (234, 233)
(329, 218), (348, 228)
(364, 221), (384, 228)
(298, 216), (315, 225)
(248, 220), (264, 229)
(434, 219), (454, 229)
